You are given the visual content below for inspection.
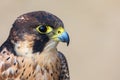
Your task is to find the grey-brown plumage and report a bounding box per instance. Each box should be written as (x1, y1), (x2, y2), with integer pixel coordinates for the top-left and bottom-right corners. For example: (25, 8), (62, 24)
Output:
(0, 11), (70, 80)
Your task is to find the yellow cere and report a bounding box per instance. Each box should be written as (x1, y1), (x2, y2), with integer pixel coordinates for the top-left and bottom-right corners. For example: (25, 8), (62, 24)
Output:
(56, 27), (65, 35)
(52, 27), (65, 41)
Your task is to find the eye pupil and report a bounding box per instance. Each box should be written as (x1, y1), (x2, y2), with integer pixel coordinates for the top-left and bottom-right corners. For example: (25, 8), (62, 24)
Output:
(39, 25), (47, 32)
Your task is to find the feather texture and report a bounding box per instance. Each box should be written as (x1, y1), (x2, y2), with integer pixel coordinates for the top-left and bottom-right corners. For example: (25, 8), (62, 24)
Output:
(0, 48), (61, 80)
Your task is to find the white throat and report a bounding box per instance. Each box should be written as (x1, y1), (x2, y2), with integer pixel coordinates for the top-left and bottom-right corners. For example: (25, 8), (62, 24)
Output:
(44, 40), (58, 51)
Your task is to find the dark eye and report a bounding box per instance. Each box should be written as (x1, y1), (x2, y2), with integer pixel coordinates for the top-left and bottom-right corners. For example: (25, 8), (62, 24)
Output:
(39, 25), (47, 32)
(36, 25), (53, 34)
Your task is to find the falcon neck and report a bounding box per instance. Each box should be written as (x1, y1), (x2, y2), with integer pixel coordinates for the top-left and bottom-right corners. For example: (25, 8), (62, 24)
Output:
(44, 40), (58, 52)
(12, 39), (58, 57)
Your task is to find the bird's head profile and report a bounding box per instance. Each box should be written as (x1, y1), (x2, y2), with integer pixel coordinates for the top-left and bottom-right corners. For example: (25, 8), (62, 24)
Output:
(5, 11), (70, 56)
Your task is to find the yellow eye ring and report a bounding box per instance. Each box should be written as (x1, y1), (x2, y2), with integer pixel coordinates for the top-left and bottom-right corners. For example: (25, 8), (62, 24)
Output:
(36, 25), (53, 34)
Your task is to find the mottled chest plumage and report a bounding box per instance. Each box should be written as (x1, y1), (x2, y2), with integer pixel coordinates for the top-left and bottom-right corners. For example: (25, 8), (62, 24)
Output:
(0, 48), (61, 80)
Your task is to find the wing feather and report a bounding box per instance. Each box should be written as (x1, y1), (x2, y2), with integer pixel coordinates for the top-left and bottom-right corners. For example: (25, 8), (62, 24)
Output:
(58, 51), (70, 80)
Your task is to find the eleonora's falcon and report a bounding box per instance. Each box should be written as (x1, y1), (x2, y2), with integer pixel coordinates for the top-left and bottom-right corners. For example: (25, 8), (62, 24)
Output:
(0, 11), (70, 80)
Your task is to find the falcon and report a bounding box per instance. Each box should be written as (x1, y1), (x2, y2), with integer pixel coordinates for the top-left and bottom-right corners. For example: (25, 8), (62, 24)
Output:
(0, 11), (70, 80)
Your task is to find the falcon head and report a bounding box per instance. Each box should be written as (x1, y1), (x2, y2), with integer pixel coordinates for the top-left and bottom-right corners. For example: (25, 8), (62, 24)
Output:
(7, 11), (70, 56)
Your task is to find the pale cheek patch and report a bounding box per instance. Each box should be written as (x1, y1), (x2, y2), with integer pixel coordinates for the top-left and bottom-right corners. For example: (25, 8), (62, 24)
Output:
(14, 34), (36, 57)
(14, 41), (34, 57)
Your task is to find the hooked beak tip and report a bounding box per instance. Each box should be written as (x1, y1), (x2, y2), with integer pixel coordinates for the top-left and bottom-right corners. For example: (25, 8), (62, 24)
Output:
(58, 31), (70, 46)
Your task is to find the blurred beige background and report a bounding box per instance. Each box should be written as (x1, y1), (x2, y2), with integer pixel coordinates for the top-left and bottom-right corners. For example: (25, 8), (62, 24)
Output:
(0, 0), (120, 80)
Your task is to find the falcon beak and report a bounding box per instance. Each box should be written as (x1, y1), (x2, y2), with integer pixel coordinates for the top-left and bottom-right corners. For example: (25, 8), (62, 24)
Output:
(58, 31), (70, 46)
(52, 27), (70, 46)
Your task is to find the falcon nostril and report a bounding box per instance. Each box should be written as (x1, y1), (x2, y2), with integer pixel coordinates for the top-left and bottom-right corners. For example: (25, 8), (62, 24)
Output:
(58, 31), (61, 34)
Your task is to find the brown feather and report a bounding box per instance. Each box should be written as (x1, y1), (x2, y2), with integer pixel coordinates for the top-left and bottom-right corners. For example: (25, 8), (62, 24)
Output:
(0, 48), (61, 80)
(0, 11), (70, 80)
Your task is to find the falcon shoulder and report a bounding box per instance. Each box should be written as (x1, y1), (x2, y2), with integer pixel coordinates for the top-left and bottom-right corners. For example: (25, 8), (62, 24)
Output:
(58, 51), (70, 80)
